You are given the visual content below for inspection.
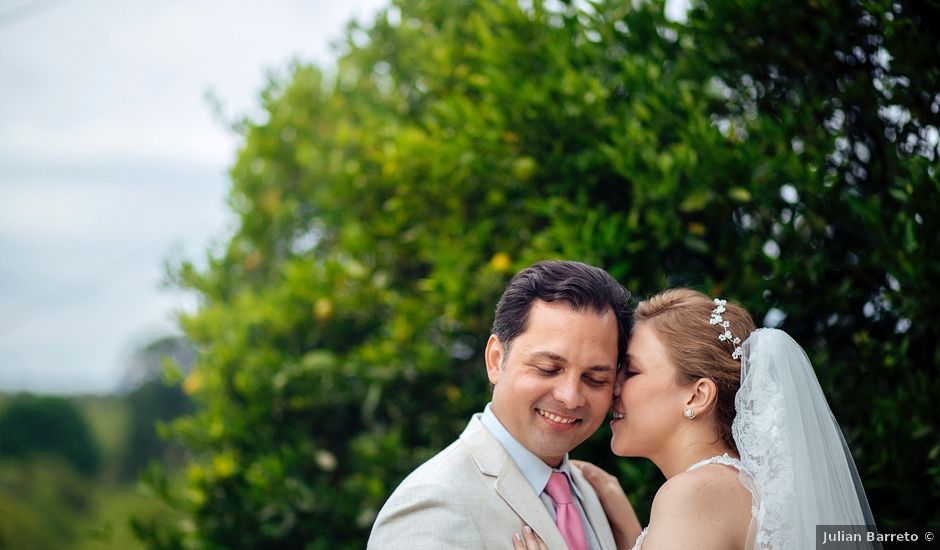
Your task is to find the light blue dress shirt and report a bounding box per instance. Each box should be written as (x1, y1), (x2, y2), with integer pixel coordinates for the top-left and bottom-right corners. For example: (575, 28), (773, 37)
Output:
(481, 403), (602, 550)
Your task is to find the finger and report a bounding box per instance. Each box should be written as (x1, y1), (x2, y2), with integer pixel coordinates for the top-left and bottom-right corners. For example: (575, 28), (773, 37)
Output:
(512, 531), (527, 549)
(572, 459), (599, 473)
(523, 525), (548, 550)
(576, 461), (600, 479)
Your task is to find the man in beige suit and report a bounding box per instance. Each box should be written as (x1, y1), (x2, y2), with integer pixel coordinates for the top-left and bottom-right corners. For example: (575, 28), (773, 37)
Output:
(368, 260), (632, 549)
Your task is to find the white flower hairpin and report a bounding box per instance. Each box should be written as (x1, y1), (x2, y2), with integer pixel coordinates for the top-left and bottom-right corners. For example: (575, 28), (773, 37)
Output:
(709, 298), (743, 361)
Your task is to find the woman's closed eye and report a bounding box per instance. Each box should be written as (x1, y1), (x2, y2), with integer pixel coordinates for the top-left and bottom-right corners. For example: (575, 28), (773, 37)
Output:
(618, 370), (638, 383)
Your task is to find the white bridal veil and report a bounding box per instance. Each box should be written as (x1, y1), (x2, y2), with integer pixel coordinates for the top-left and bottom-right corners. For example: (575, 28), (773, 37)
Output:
(732, 328), (879, 550)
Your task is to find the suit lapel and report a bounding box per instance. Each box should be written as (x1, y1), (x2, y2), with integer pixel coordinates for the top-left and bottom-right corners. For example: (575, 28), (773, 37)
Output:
(494, 460), (568, 549)
(461, 416), (568, 549)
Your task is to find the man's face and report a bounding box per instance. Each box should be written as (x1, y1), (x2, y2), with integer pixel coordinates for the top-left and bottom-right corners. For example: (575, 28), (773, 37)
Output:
(486, 300), (619, 467)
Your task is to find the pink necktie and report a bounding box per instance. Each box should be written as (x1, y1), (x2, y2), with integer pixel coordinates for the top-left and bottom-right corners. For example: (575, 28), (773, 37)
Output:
(545, 471), (588, 550)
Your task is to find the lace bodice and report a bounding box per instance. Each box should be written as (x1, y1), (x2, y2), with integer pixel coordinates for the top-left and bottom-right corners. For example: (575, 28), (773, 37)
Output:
(685, 453), (748, 474)
(628, 454), (753, 550)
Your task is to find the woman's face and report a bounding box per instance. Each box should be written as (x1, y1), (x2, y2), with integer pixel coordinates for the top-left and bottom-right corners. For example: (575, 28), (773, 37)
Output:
(609, 322), (689, 457)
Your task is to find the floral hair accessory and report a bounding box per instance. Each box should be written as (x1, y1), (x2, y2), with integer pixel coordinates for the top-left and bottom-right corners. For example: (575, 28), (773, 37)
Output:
(709, 298), (743, 361)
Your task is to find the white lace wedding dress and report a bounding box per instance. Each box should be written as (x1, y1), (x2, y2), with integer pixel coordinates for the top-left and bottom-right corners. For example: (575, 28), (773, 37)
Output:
(629, 328), (877, 550)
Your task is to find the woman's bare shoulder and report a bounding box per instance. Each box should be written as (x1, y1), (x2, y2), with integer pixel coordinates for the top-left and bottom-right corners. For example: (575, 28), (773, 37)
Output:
(674, 461), (750, 495)
(642, 465), (751, 550)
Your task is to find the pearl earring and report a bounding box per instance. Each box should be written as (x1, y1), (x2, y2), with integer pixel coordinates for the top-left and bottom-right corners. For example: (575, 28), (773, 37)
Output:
(684, 407), (695, 420)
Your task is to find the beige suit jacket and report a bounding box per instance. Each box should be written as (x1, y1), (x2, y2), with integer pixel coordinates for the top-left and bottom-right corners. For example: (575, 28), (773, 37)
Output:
(367, 415), (616, 549)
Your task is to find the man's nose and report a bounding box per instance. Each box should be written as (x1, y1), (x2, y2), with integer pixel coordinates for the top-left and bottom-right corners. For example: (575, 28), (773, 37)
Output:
(553, 374), (585, 409)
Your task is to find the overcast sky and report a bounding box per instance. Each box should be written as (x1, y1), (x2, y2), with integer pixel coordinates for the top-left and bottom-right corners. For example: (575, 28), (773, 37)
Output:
(0, 0), (388, 394)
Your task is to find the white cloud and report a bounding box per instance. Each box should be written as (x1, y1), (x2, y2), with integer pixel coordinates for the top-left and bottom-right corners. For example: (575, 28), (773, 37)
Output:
(0, 0), (387, 166)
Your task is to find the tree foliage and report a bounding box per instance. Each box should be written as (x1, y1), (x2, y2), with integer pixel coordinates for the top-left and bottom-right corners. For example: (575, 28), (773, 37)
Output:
(0, 394), (102, 476)
(150, 0), (939, 546)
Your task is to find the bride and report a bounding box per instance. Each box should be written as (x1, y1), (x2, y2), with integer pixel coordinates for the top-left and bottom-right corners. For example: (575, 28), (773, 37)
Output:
(512, 289), (877, 550)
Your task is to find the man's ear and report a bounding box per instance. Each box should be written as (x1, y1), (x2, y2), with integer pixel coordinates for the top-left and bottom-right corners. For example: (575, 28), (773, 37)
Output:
(684, 377), (718, 417)
(484, 334), (504, 385)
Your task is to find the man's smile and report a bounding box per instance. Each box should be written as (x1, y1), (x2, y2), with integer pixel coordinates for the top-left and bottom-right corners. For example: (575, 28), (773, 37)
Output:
(536, 408), (581, 425)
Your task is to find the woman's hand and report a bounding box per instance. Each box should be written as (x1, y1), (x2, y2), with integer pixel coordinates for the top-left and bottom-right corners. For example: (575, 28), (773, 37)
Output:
(572, 460), (642, 550)
(512, 526), (548, 550)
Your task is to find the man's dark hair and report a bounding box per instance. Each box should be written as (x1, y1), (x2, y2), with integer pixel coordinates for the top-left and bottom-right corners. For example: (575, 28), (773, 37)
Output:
(491, 260), (633, 367)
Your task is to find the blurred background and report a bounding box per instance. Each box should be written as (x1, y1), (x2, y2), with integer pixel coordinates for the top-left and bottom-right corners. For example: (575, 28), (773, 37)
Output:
(1, 0), (937, 548)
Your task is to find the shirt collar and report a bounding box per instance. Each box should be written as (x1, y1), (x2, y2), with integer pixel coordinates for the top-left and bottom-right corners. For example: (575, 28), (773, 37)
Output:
(480, 402), (584, 499)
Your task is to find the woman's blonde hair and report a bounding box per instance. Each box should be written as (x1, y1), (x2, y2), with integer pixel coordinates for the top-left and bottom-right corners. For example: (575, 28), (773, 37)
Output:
(635, 288), (757, 453)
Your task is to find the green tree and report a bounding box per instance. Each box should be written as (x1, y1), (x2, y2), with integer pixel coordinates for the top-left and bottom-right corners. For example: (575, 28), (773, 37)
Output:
(0, 394), (102, 476)
(148, 0), (938, 546)
(683, 0), (940, 520)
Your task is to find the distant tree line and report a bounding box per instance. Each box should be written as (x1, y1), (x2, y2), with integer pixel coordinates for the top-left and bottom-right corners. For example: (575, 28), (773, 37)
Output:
(0, 336), (194, 548)
(0, 395), (101, 475)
